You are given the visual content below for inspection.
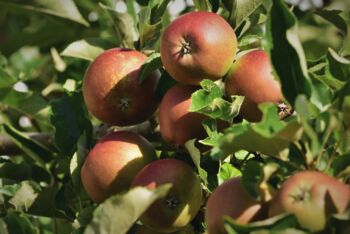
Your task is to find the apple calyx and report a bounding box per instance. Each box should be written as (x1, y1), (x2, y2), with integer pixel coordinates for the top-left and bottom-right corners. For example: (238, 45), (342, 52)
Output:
(290, 186), (311, 203)
(165, 196), (180, 209)
(180, 39), (192, 55)
(117, 97), (130, 111)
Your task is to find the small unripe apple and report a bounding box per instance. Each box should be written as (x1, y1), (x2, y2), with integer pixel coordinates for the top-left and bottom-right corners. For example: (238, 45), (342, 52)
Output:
(131, 159), (202, 233)
(83, 48), (160, 126)
(158, 84), (207, 146)
(81, 131), (156, 203)
(161, 11), (237, 85)
(205, 177), (267, 234)
(269, 171), (350, 232)
(225, 49), (282, 122)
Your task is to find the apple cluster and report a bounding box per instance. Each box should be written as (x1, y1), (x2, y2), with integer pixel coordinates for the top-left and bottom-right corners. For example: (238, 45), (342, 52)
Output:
(79, 10), (350, 234)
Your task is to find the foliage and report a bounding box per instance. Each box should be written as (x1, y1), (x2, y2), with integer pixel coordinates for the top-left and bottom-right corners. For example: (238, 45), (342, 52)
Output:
(0, 0), (349, 233)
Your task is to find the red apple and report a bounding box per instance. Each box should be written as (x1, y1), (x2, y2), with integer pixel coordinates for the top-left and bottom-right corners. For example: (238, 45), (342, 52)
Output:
(83, 48), (160, 126)
(131, 159), (202, 233)
(205, 177), (267, 234)
(269, 171), (350, 232)
(80, 131), (156, 203)
(225, 49), (282, 122)
(158, 84), (207, 146)
(161, 11), (237, 85)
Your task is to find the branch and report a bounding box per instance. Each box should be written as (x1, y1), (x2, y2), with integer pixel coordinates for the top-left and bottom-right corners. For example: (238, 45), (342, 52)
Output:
(0, 132), (54, 156)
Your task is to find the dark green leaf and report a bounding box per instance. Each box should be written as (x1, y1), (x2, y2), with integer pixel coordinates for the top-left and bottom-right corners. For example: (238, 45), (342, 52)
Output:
(155, 70), (177, 100)
(265, 0), (311, 106)
(1, 123), (54, 164)
(2, 211), (37, 234)
(218, 163), (241, 183)
(330, 154), (350, 177)
(138, 7), (163, 50)
(0, 0), (89, 26)
(185, 139), (208, 185)
(234, 0), (264, 29)
(315, 10), (348, 34)
(84, 185), (171, 234)
(193, 0), (211, 11)
(50, 91), (92, 156)
(138, 53), (162, 83)
(325, 48), (350, 83)
(241, 160), (262, 199)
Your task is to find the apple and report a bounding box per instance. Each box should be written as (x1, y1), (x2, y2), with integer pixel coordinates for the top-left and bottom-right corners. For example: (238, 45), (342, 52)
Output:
(268, 170), (350, 232)
(160, 11), (237, 85)
(158, 84), (207, 146)
(83, 48), (160, 126)
(205, 177), (267, 234)
(225, 49), (282, 122)
(131, 158), (202, 233)
(80, 131), (156, 203)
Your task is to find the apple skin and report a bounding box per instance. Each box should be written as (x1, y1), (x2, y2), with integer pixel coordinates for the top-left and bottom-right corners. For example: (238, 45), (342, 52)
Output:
(225, 49), (282, 122)
(83, 48), (160, 126)
(158, 84), (207, 146)
(268, 171), (350, 232)
(205, 177), (268, 234)
(131, 159), (202, 233)
(80, 131), (156, 203)
(161, 11), (237, 85)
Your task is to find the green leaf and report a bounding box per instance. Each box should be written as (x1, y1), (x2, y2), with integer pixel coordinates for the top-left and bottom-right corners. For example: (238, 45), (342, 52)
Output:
(329, 154), (350, 177)
(138, 7), (163, 50)
(0, 0), (89, 26)
(50, 91), (92, 156)
(61, 38), (113, 61)
(241, 160), (262, 199)
(99, 3), (136, 48)
(315, 10), (348, 34)
(238, 34), (263, 50)
(224, 214), (304, 234)
(200, 119), (225, 147)
(234, 0), (264, 29)
(211, 104), (303, 160)
(1, 123), (54, 164)
(325, 48), (350, 84)
(138, 53), (162, 83)
(84, 185), (171, 234)
(155, 70), (177, 100)
(265, 0), (311, 106)
(193, 0), (211, 11)
(190, 79), (244, 121)
(149, 0), (171, 24)
(9, 181), (39, 212)
(185, 139), (208, 185)
(218, 163), (242, 184)
(2, 211), (37, 234)
(0, 69), (17, 88)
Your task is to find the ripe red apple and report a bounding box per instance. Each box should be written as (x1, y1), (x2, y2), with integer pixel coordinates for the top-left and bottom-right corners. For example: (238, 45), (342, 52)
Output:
(158, 84), (207, 146)
(161, 11), (237, 85)
(205, 177), (267, 234)
(83, 48), (160, 126)
(131, 159), (202, 233)
(225, 49), (282, 122)
(269, 171), (350, 232)
(80, 131), (156, 203)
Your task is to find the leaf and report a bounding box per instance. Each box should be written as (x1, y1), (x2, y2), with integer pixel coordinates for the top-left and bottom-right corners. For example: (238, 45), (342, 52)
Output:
(0, 0), (89, 26)
(224, 214), (304, 234)
(185, 139), (208, 185)
(50, 91), (92, 156)
(149, 0), (171, 24)
(190, 79), (244, 121)
(218, 163), (242, 184)
(325, 48), (350, 84)
(155, 70), (177, 100)
(61, 38), (113, 61)
(84, 185), (171, 234)
(211, 104), (303, 160)
(315, 10), (348, 34)
(138, 53), (162, 83)
(199, 119), (225, 147)
(9, 181), (39, 212)
(241, 160), (263, 199)
(234, 0), (264, 29)
(138, 7), (163, 50)
(330, 154), (350, 177)
(0, 69), (17, 88)
(265, 0), (311, 106)
(99, 3), (137, 48)
(193, 0), (211, 11)
(1, 123), (54, 165)
(2, 211), (37, 234)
